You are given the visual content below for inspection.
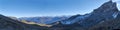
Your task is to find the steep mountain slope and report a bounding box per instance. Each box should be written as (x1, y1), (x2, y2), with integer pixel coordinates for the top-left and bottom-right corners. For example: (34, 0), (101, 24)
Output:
(88, 12), (120, 30)
(0, 14), (49, 30)
(60, 0), (119, 26)
(49, 0), (120, 30)
(79, 0), (119, 27)
(60, 14), (91, 25)
(0, 14), (27, 30)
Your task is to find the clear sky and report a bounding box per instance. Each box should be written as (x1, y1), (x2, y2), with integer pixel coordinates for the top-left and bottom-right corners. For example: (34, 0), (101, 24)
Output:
(0, 0), (120, 17)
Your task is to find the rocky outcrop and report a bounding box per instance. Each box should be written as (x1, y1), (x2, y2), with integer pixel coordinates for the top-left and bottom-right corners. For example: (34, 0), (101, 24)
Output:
(0, 14), (26, 30)
(88, 13), (120, 30)
(79, 0), (119, 27)
(58, 0), (119, 26)
(50, 0), (120, 30)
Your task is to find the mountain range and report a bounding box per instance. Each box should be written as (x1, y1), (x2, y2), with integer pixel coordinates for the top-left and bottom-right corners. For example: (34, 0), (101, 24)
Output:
(18, 16), (70, 24)
(0, 0), (120, 30)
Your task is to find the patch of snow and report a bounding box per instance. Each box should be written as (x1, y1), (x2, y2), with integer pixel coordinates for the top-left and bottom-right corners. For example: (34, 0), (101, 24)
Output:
(112, 12), (119, 18)
(61, 14), (91, 24)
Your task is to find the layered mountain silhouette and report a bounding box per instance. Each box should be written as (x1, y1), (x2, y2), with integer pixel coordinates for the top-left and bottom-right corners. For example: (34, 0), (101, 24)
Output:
(0, 0), (120, 30)
(18, 16), (69, 24)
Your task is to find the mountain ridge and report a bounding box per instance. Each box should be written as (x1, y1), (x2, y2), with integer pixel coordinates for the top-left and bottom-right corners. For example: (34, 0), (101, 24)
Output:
(0, 0), (120, 30)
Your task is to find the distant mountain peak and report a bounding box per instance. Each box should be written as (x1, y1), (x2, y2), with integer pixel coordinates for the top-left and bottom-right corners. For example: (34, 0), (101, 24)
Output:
(57, 0), (120, 26)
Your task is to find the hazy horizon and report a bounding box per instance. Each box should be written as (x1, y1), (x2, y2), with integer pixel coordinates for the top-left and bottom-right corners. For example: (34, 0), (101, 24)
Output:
(0, 0), (120, 17)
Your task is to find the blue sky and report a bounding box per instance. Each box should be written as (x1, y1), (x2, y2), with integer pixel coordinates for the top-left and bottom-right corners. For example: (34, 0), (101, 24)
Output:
(0, 0), (120, 17)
